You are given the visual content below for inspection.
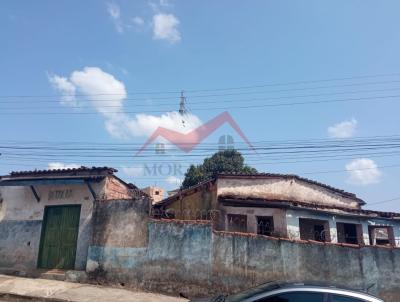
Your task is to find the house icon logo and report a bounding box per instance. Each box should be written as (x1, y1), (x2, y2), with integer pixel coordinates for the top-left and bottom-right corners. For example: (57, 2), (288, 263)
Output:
(135, 111), (255, 156)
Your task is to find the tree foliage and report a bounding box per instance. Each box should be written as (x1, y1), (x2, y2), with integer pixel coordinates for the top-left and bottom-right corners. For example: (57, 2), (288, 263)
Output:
(181, 149), (257, 189)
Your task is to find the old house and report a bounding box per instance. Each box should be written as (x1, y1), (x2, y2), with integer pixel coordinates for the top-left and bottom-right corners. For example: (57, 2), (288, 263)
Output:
(0, 166), (141, 272)
(154, 172), (400, 246)
(141, 186), (165, 204)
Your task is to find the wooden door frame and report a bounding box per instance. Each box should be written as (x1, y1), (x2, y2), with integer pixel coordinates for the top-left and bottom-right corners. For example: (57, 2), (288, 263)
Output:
(37, 204), (81, 269)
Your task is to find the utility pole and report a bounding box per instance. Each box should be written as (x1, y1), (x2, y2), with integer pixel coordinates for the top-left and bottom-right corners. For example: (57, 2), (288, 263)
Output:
(179, 90), (187, 115)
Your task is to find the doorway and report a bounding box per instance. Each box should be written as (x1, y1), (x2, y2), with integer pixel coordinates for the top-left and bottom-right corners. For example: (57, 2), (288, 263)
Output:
(38, 205), (81, 269)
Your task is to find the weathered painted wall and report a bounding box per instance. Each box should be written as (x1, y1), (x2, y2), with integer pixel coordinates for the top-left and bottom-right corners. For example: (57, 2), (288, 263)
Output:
(217, 177), (361, 209)
(91, 198), (150, 248)
(0, 174), (139, 271)
(0, 181), (104, 270)
(212, 230), (400, 302)
(0, 220), (42, 270)
(87, 219), (400, 302)
(166, 186), (217, 220)
(87, 221), (213, 295)
(286, 208), (400, 246)
(218, 205), (287, 236)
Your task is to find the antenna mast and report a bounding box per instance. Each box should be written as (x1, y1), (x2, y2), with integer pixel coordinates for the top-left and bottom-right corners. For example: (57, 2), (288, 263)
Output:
(179, 90), (187, 115)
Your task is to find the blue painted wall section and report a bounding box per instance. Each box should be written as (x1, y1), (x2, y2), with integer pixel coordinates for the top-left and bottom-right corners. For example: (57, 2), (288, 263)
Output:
(87, 220), (213, 294)
(87, 216), (400, 302)
(0, 220), (42, 270)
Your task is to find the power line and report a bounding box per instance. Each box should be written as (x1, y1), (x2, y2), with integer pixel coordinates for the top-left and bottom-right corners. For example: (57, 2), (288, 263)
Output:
(2, 137), (400, 161)
(3, 151), (400, 166)
(1, 158), (398, 178)
(1, 72), (400, 99)
(302, 163), (400, 175)
(2, 144), (400, 157)
(1, 136), (400, 152)
(3, 86), (400, 109)
(368, 197), (400, 206)
(1, 140), (400, 151)
(2, 80), (400, 105)
(184, 73), (400, 93)
(1, 94), (400, 115)
(1, 134), (399, 146)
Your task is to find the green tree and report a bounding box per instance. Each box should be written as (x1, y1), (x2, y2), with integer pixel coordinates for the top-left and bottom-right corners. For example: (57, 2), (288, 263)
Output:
(181, 149), (257, 189)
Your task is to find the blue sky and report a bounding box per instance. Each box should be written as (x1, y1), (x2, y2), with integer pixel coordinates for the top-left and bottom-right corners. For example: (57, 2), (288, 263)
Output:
(1, 0), (400, 211)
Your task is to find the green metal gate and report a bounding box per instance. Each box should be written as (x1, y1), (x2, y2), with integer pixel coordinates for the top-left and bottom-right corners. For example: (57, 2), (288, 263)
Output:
(38, 205), (81, 269)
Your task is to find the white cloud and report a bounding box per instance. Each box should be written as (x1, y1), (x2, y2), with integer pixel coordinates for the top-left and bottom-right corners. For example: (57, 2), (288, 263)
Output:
(48, 74), (77, 106)
(165, 175), (182, 186)
(122, 166), (145, 177)
(153, 13), (181, 43)
(328, 119), (358, 138)
(345, 158), (382, 185)
(106, 2), (180, 42)
(103, 110), (202, 140)
(48, 67), (202, 139)
(149, 0), (171, 11)
(132, 17), (144, 26)
(107, 2), (120, 19)
(69, 66), (126, 114)
(159, 0), (172, 7)
(107, 2), (124, 33)
(126, 111), (202, 137)
(107, 4), (145, 33)
(48, 162), (81, 170)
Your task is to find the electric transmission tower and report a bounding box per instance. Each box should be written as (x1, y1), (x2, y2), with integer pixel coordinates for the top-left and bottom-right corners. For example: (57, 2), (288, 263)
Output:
(179, 90), (187, 115)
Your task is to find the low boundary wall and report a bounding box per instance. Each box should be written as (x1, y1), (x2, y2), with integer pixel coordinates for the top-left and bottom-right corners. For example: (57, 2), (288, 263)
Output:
(87, 213), (400, 301)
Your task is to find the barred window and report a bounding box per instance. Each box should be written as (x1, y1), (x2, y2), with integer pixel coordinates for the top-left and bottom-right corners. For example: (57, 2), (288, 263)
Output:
(257, 216), (274, 236)
(227, 214), (247, 233)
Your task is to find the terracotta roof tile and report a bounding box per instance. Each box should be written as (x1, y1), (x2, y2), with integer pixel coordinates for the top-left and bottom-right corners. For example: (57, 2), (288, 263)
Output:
(7, 166), (117, 177)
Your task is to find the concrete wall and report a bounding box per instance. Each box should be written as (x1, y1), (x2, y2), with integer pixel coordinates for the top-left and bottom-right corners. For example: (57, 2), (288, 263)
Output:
(217, 177), (361, 209)
(211, 204), (400, 246)
(87, 221), (213, 295)
(0, 182), (102, 270)
(0, 220), (42, 270)
(91, 198), (150, 248)
(286, 208), (400, 246)
(87, 219), (400, 302)
(166, 186), (217, 220)
(218, 205), (287, 237)
(0, 174), (137, 271)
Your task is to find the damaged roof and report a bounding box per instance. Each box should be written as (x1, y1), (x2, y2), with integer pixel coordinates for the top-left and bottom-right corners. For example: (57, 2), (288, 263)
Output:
(217, 172), (361, 201)
(154, 178), (215, 207)
(156, 172), (365, 207)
